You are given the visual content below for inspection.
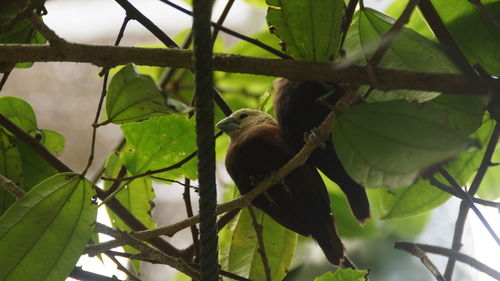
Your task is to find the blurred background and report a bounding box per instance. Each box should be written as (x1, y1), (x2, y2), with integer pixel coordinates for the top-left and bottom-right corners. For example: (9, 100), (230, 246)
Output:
(2, 0), (498, 280)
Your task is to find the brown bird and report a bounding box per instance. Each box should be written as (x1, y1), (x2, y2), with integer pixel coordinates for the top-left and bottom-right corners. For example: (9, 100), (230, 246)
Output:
(273, 78), (370, 223)
(217, 108), (344, 265)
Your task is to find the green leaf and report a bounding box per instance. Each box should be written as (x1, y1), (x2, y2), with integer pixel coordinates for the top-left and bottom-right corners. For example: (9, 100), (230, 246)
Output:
(121, 114), (197, 180)
(385, 0), (435, 39)
(383, 212), (430, 239)
(220, 208), (297, 281)
(430, 0), (500, 75)
(266, 0), (344, 61)
(103, 153), (156, 274)
(333, 100), (473, 188)
(39, 129), (65, 156)
(0, 130), (22, 215)
(106, 64), (189, 124)
(314, 268), (368, 281)
(0, 173), (96, 281)
(356, 8), (459, 102)
(0, 96), (37, 135)
(377, 181), (450, 219)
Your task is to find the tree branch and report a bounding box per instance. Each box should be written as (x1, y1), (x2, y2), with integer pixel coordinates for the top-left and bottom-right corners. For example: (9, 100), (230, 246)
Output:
(0, 44), (498, 95)
(0, 174), (26, 199)
(395, 242), (500, 280)
(394, 242), (445, 281)
(248, 206), (272, 281)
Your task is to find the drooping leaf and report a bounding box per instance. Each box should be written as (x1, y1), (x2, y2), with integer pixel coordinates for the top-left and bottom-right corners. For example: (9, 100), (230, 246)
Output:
(106, 64), (189, 124)
(377, 181), (450, 219)
(333, 100), (473, 189)
(314, 268), (368, 281)
(0, 130), (22, 215)
(0, 96), (37, 135)
(0, 173), (96, 281)
(121, 114), (197, 180)
(376, 116), (495, 218)
(220, 208), (297, 281)
(430, 0), (500, 76)
(103, 153), (155, 274)
(266, 0), (344, 61)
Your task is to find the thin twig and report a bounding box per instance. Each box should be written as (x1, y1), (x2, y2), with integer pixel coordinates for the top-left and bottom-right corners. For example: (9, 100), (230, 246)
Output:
(212, 0), (235, 41)
(0, 174), (25, 199)
(27, 12), (66, 45)
(428, 176), (499, 207)
(103, 132), (223, 183)
(85, 239), (125, 256)
(158, 0), (289, 59)
(104, 252), (142, 281)
(339, 0), (359, 52)
(439, 168), (500, 246)
(95, 223), (200, 280)
(396, 242), (500, 280)
(70, 267), (123, 281)
(248, 206), (272, 281)
(183, 178), (200, 260)
(468, 0), (500, 31)
(368, 0), (421, 67)
(394, 242), (445, 281)
(444, 123), (500, 280)
(82, 16), (130, 176)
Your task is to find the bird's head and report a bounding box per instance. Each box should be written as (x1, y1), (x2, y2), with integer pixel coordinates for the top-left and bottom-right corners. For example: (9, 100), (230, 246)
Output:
(216, 108), (277, 137)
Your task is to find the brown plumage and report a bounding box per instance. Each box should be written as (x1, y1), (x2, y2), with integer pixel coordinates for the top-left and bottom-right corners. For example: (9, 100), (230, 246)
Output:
(273, 78), (370, 223)
(217, 108), (344, 265)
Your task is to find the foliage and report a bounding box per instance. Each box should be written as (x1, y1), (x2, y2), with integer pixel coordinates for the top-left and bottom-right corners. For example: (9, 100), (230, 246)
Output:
(0, 0), (498, 281)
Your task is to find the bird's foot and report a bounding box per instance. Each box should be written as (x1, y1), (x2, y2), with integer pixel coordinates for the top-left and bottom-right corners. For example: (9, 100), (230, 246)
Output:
(280, 178), (294, 197)
(315, 89), (336, 111)
(264, 191), (279, 207)
(304, 128), (326, 149)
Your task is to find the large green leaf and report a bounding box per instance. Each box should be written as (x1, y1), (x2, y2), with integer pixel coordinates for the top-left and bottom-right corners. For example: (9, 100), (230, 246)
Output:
(106, 64), (189, 124)
(385, 0), (435, 39)
(314, 268), (368, 281)
(220, 208), (297, 281)
(356, 8), (458, 102)
(375, 117), (494, 218)
(333, 100), (473, 189)
(0, 173), (96, 281)
(121, 114), (197, 180)
(0, 130), (22, 215)
(266, 0), (344, 61)
(0, 96), (37, 135)
(431, 0), (500, 76)
(39, 129), (65, 156)
(103, 153), (155, 274)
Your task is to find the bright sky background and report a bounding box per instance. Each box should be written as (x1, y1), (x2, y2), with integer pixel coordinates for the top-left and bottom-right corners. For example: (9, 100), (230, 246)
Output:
(37, 0), (498, 280)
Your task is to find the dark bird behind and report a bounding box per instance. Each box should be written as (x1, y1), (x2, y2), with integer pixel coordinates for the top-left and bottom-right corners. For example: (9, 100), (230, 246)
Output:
(273, 78), (370, 223)
(217, 108), (345, 265)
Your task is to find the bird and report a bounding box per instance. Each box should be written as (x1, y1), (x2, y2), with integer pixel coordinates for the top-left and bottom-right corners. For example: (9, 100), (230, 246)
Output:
(273, 78), (370, 223)
(217, 108), (345, 265)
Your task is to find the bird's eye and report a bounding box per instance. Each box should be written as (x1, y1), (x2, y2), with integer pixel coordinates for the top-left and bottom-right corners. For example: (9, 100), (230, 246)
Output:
(239, 114), (248, 119)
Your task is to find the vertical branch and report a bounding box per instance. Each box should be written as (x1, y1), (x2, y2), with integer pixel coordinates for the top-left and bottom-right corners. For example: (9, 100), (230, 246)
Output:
(81, 16), (131, 176)
(443, 123), (500, 280)
(183, 178), (200, 260)
(192, 0), (219, 280)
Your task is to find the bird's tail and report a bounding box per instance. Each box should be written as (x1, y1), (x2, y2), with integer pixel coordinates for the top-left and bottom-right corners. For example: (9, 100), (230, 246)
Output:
(312, 218), (345, 266)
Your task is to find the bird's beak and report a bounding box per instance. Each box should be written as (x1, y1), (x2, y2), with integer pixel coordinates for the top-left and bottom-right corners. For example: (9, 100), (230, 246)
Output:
(216, 117), (239, 133)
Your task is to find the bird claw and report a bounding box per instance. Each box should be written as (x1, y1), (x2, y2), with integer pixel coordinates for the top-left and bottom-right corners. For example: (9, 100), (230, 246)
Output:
(264, 191), (279, 207)
(281, 179), (294, 197)
(304, 128), (326, 149)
